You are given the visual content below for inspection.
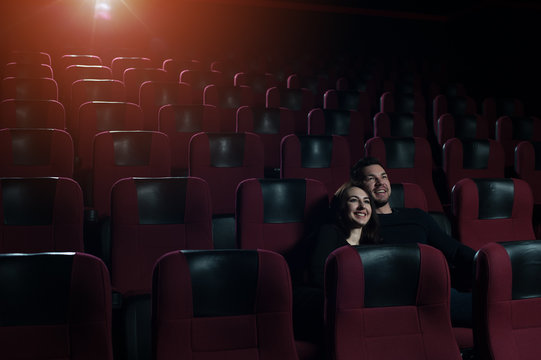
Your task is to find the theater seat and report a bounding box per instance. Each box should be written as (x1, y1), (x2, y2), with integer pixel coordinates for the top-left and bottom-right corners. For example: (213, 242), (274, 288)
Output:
(325, 243), (462, 360)
(152, 249), (298, 360)
(0, 252), (112, 360)
(474, 240), (541, 360)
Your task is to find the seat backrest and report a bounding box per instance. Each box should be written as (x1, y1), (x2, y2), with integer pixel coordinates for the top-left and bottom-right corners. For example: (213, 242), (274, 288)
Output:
(76, 101), (144, 174)
(496, 116), (541, 167)
(452, 177), (535, 250)
(158, 104), (220, 176)
(325, 243), (461, 360)
(474, 240), (541, 360)
(203, 84), (254, 132)
(1, 77), (58, 101)
(91, 131), (171, 217)
(0, 99), (65, 129)
(267, 87), (315, 134)
(139, 81), (192, 130)
(308, 108), (365, 166)
(179, 69), (224, 104)
(237, 105), (296, 174)
(0, 128), (74, 178)
(234, 72), (279, 107)
(433, 94), (477, 132)
(111, 176), (213, 295)
(7, 50), (51, 65)
(389, 182), (429, 210)
(110, 56), (153, 80)
(323, 89), (372, 136)
(152, 249), (298, 360)
(281, 134), (350, 199)
(373, 111), (427, 139)
(162, 58), (201, 80)
(123, 67), (169, 104)
(437, 113), (489, 147)
(69, 79), (126, 133)
(515, 140), (541, 204)
(364, 136), (443, 212)
(60, 65), (112, 105)
(189, 132), (264, 215)
(482, 97), (524, 135)
(0, 252), (112, 360)
(0, 177), (83, 253)
(379, 91), (426, 121)
(3, 62), (54, 79)
(236, 178), (329, 283)
(443, 138), (505, 194)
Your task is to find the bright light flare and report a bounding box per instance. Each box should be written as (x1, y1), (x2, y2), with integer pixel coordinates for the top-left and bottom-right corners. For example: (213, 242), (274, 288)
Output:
(95, 0), (112, 20)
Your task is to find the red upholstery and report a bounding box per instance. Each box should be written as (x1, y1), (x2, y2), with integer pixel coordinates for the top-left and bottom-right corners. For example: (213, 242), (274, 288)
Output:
(496, 116), (541, 167)
(373, 111), (427, 139)
(433, 94), (478, 134)
(139, 81), (192, 130)
(110, 56), (153, 80)
(234, 72), (279, 107)
(91, 131), (171, 217)
(437, 113), (489, 147)
(0, 177), (83, 253)
(482, 97), (525, 136)
(152, 249), (299, 360)
(159, 104), (220, 176)
(123, 67), (168, 104)
(189, 132), (264, 215)
(0, 252), (112, 360)
(389, 182), (429, 210)
(281, 134), (350, 199)
(0, 128), (74, 178)
(111, 176), (213, 296)
(325, 244), (461, 360)
(69, 79), (126, 134)
(1, 77), (58, 101)
(364, 136), (443, 213)
(75, 101), (144, 185)
(59, 64), (112, 106)
(267, 87), (315, 134)
(203, 84), (254, 132)
(515, 140), (541, 204)
(0, 99), (65, 129)
(7, 50), (51, 65)
(179, 69), (224, 104)
(3, 62), (53, 78)
(474, 241), (541, 360)
(452, 178), (535, 250)
(162, 58), (201, 80)
(379, 91), (426, 124)
(443, 138), (505, 194)
(237, 105), (296, 173)
(287, 73), (332, 108)
(57, 54), (102, 70)
(308, 108), (365, 166)
(323, 89), (371, 136)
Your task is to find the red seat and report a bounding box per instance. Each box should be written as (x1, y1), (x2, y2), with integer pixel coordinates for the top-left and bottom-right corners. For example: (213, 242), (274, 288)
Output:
(139, 81), (192, 130)
(0, 99), (65, 129)
(1, 77), (58, 101)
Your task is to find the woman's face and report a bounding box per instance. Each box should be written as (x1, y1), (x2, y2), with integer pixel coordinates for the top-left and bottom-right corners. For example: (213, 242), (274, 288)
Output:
(345, 187), (372, 228)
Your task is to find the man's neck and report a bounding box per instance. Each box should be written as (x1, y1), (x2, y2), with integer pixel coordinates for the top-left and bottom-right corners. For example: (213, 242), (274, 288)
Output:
(375, 203), (393, 215)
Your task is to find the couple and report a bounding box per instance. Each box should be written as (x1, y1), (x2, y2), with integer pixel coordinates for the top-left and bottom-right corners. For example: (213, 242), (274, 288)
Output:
(308, 156), (475, 328)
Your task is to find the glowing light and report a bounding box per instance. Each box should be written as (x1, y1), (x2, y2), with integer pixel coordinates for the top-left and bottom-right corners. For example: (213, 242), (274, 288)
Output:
(95, 0), (112, 20)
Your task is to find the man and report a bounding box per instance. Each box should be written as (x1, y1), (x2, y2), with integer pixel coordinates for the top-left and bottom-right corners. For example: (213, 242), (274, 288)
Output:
(351, 156), (474, 327)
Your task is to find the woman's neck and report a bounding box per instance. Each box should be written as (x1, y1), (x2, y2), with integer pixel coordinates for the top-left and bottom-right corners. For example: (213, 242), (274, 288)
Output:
(346, 227), (363, 246)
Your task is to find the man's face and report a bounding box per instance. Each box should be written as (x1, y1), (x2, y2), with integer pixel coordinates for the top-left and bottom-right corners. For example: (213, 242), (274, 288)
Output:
(359, 164), (391, 208)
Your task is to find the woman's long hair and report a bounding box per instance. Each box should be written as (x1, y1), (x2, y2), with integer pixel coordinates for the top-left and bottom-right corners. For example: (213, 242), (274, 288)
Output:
(330, 182), (381, 244)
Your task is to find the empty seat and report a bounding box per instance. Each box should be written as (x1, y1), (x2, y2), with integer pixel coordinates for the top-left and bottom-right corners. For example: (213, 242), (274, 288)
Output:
(308, 108), (365, 166)
(281, 134), (350, 199)
(496, 115), (541, 169)
(433, 94), (478, 135)
(0, 128), (74, 177)
(474, 240), (541, 360)
(452, 177), (535, 250)
(3, 62), (53, 79)
(111, 56), (153, 80)
(179, 69), (224, 104)
(59, 64), (112, 106)
(364, 136), (444, 213)
(158, 104), (220, 176)
(325, 243), (462, 360)
(237, 105), (296, 177)
(152, 249), (298, 360)
(443, 138), (505, 195)
(267, 87), (315, 134)
(379, 91), (426, 122)
(161, 58), (201, 80)
(7, 50), (51, 65)
(90, 130), (171, 218)
(1, 77), (58, 101)
(0, 252), (112, 360)
(203, 84), (254, 132)
(0, 177), (83, 253)
(323, 89), (372, 136)
(287, 73), (332, 108)
(0, 99), (65, 129)
(482, 97), (525, 135)
(189, 132), (264, 216)
(515, 140), (541, 205)
(373, 112), (427, 138)
(139, 81), (192, 130)
(123, 67), (169, 104)
(437, 113), (490, 147)
(234, 71), (279, 107)
(110, 176), (213, 360)
(388, 182), (429, 210)
(69, 79), (126, 134)
(56, 54), (102, 71)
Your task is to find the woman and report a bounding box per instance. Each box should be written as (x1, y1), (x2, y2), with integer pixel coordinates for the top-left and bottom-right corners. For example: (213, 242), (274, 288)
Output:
(308, 182), (380, 288)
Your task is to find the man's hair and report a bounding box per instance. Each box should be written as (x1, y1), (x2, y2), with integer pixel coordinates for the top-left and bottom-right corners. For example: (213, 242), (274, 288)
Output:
(350, 156), (383, 184)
